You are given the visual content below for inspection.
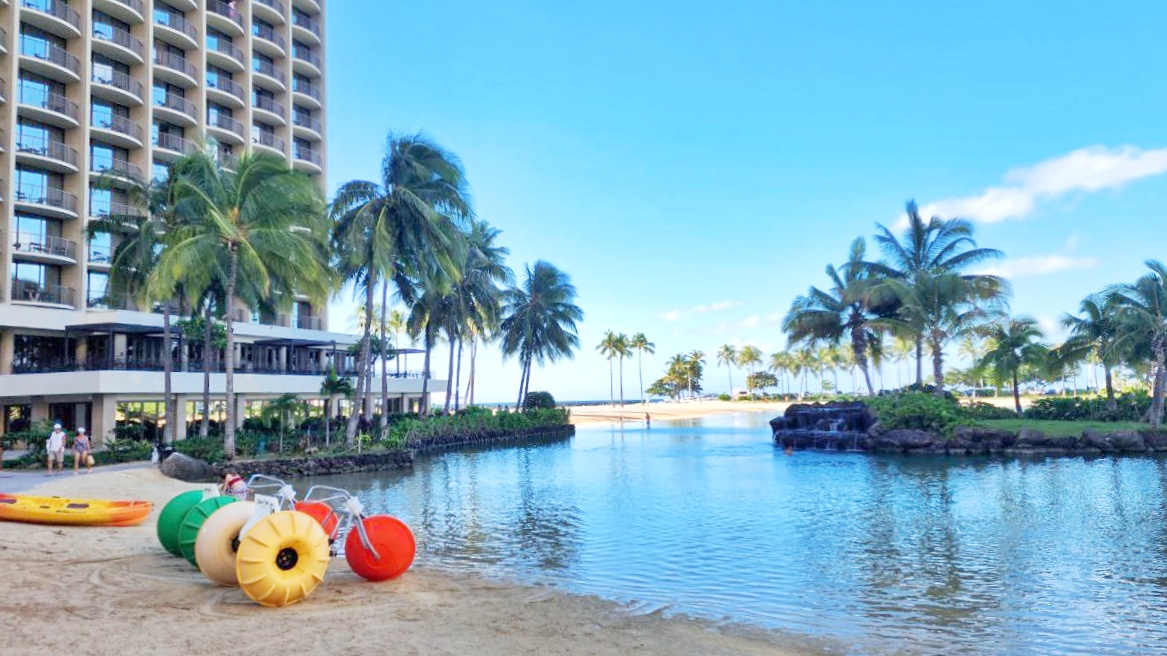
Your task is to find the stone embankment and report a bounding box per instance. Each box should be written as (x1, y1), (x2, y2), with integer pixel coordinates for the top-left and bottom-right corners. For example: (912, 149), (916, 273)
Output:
(161, 425), (576, 483)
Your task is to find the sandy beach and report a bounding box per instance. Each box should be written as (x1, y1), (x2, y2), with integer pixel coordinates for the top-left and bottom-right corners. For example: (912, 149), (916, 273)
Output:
(0, 464), (826, 656)
(568, 399), (792, 426)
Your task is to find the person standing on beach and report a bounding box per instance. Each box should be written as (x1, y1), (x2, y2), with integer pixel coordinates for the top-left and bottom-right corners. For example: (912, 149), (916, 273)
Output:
(46, 423), (66, 475)
(72, 427), (92, 475)
(645, 412), (651, 428)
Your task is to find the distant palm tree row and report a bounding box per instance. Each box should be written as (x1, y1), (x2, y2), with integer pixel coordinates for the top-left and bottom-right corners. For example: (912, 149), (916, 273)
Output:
(596, 332), (655, 406)
(101, 133), (583, 458)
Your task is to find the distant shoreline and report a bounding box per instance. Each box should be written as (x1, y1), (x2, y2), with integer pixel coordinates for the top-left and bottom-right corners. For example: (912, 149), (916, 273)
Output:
(567, 399), (792, 426)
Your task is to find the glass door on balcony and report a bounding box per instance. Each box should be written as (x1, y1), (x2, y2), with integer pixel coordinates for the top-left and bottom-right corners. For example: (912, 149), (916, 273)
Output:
(12, 260), (59, 300)
(87, 270), (110, 308)
(16, 167), (57, 203)
(15, 120), (59, 155)
(15, 213), (60, 253)
(89, 231), (112, 264)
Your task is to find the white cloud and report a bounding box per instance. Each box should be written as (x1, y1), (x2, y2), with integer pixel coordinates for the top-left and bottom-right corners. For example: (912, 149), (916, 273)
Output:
(976, 255), (1099, 279)
(661, 300), (742, 322)
(913, 145), (1167, 224)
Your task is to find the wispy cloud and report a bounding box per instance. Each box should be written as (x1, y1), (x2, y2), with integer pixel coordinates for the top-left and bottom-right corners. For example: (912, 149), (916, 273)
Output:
(661, 300), (742, 322)
(977, 254), (1099, 279)
(913, 145), (1167, 224)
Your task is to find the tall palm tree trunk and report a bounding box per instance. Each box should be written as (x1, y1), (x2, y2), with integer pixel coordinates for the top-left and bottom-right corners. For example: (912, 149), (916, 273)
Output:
(930, 338), (945, 397)
(466, 336), (476, 406)
(638, 352), (646, 405)
(443, 332), (456, 414)
(618, 356), (625, 408)
(1149, 340), (1167, 428)
(162, 305), (175, 443)
(380, 279), (389, 433)
(1104, 364), (1116, 411)
(1012, 371), (1022, 414)
(419, 322), (434, 416)
(346, 277), (375, 445)
(607, 360), (614, 406)
(223, 247), (238, 459)
(324, 397), (331, 448)
(455, 337), (464, 411)
(915, 337), (924, 386)
(726, 366), (733, 398)
(201, 302), (212, 439)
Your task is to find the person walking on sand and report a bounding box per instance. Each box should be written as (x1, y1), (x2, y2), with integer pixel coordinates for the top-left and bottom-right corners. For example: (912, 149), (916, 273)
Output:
(46, 423), (66, 475)
(645, 412), (651, 429)
(72, 427), (92, 475)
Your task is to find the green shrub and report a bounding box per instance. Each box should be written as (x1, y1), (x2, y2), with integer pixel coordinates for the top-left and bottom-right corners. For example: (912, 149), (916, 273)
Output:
(718, 393), (731, 401)
(868, 392), (963, 437)
(961, 402), (1019, 420)
(523, 391), (557, 410)
(1024, 392), (1149, 422)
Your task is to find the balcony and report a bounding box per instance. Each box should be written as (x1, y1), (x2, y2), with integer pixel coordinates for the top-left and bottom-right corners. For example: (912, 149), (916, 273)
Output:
(253, 95), (285, 122)
(17, 86), (79, 127)
(14, 185), (79, 218)
(292, 47), (321, 76)
(153, 132), (196, 159)
(92, 23), (145, 64)
(91, 157), (143, 181)
(93, 0), (145, 25)
(206, 75), (245, 106)
(251, 130), (284, 154)
(293, 112), (321, 138)
(87, 244), (112, 269)
(153, 92), (197, 126)
(20, 0), (82, 38)
(12, 233), (77, 264)
(253, 0), (285, 23)
(277, 313), (323, 331)
(293, 145), (321, 173)
(292, 78), (321, 109)
(153, 12), (197, 49)
(90, 200), (145, 225)
(207, 0), (244, 35)
(19, 38), (82, 83)
(91, 69), (145, 106)
(91, 113), (145, 149)
(207, 39), (245, 71)
(292, 11), (321, 45)
(153, 51), (197, 86)
(10, 280), (76, 307)
(207, 112), (245, 144)
(252, 23), (286, 55)
(253, 60), (287, 90)
(15, 135), (78, 173)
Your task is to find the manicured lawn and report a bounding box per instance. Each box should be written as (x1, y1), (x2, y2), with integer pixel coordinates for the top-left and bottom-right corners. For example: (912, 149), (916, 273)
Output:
(980, 419), (1153, 437)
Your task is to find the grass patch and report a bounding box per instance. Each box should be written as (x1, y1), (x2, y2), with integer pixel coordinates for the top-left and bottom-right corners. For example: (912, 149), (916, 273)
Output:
(980, 419), (1152, 437)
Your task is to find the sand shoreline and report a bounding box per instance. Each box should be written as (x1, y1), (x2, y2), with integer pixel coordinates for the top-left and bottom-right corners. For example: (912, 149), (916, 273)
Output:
(0, 464), (826, 656)
(567, 399), (792, 426)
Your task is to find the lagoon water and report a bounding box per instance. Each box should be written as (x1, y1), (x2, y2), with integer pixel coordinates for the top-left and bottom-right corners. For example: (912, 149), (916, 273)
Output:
(312, 413), (1167, 655)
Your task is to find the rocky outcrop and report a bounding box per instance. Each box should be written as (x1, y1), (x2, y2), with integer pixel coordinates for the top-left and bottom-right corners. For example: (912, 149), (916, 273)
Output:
(160, 452), (218, 482)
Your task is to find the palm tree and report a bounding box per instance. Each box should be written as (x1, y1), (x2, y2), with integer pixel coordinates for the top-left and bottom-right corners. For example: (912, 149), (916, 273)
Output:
(889, 336), (914, 388)
(452, 221), (512, 411)
(613, 334), (632, 408)
(1109, 261), (1167, 427)
(319, 367), (354, 448)
(686, 350), (706, 398)
(767, 351), (794, 397)
(331, 133), (472, 439)
(958, 336), (990, 394)
(597, 330), (620, 406)
(794, 347), (818, 397)
(1059, 294), (1121, 411)
(154, 151), (329, 458)
(872, 200), (1004, 385)
(737, 346), (762, 392)
(975, 318), (1047, 414)
(783, 238), (885, 395)
(716, 344), (737, 395)
(262, 393), (307, 454)
(500, 261), (583, 410)
(629, 333), (655, 405)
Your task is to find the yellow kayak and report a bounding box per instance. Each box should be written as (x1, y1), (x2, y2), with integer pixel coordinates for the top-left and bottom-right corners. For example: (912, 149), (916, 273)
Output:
(0, 493), (153, 527)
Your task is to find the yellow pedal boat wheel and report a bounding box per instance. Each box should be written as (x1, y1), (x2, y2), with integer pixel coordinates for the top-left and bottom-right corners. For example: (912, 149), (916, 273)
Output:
(157, 490), (204, 556)
(194, 501), (257, 586)
(235, 510), (330, 607)
(178, 496), (237, 567)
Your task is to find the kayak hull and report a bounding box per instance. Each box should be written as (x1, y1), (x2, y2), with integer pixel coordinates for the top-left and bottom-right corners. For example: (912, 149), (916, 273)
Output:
(0, 493), (153, 527)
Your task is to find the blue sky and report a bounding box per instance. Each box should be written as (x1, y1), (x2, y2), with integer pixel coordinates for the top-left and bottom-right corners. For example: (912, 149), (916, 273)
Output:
(324, 0), (1167, 402)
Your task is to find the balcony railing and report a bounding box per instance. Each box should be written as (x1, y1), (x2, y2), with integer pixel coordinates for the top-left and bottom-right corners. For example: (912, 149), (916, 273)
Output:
(13, 232), (76, 261)
(207, 75), (244, 100)
(154, 132), (196, 154)
(21, 0), (82, 32)
(292, 78), (321, 101)
(92, 113), (144, 142)
(92, 23), (144, 57)
(108, 0), (144, 17)
(19, 37), (81, 75)
(92, 158), (143, 179)
(88, 244), (112, 264)
(252, 23), (285, 49)
(275, 313), (323, 331)
(92, 69), (145, 101)
(15, 136), (77, 167)
(90, 200), (144, 222)
(10, 280), (76, 306)
(252, 130), (284, 151)
(154, 11), (197, 41)
(254, 95), (284, 116)
(208, 112), (244, 137)
(154, 50), (196, 78)
(15, 185), (78, 212)
(293, 47), (320, 69)
(294, 146), (321, 166)
(19, 85), (79, 118)
(253, 59), (286, 84)
(293, 113), (321, 133)
(154, 92), (197, 119)
(207, 0), (243, 27)
(256, 0), (286, 16)
(292, 12), (320, 37)
(208, 39), (244, 65)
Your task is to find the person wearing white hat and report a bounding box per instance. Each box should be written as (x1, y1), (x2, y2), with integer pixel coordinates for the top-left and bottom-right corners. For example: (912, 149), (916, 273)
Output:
(46, 423), (66, 475)
(73, 427), (92, 475)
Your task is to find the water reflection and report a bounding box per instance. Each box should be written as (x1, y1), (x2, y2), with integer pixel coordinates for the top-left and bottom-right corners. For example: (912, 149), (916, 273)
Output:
(308, 415), (1167, 655)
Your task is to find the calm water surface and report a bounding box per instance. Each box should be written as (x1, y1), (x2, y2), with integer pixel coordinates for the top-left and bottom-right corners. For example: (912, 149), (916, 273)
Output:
(311, 413), (1167, 655)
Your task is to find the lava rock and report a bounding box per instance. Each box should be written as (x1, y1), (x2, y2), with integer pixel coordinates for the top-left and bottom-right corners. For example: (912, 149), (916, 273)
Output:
(160, 452), (217, 482)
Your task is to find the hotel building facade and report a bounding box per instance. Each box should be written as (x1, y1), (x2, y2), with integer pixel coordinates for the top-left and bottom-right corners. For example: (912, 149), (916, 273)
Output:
(0, 0), (435, 443)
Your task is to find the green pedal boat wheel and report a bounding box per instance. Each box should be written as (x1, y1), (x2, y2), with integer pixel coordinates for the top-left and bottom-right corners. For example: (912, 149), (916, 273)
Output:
(178, 496), (237, 567)
(157, 490), (204, 556)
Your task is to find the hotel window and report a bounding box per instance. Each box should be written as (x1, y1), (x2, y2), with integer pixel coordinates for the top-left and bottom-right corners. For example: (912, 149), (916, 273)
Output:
(15, 168), (54, 202)
(87, 271), (111, 307)
(15, 120), (58, 155)
(19, 26), (66, 60)
(17, 74), (62, 108)
(90, 186), (112, 217)
(89, 231), (113, 265)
